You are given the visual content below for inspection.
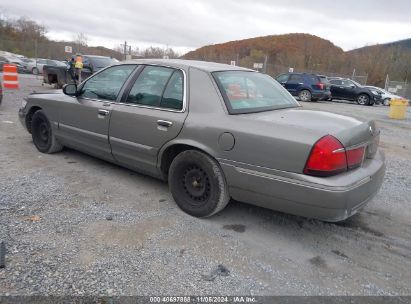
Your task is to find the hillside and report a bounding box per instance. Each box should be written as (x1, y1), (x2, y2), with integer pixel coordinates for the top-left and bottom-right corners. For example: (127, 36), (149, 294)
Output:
(0, 15), (124, 60)
(184, 33), (346, 76)
(183, 34), (411, 86)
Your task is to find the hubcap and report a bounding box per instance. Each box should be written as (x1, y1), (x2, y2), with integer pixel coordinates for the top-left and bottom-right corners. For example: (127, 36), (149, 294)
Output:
(300, 91), (310, 101)
(182, 165), (210, 203)
(358, 95), (368, 104)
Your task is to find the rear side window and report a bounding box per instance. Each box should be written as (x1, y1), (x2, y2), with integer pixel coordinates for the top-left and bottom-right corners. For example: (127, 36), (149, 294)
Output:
(213, 71), (299, 114)
(125, 66), (184, 110)
(160, 70), (184, 110)
(330, 80), (341, 85)
(319, 76), (329, 84)
(307, 75), (320, 83)
(288, 74), (304, 82)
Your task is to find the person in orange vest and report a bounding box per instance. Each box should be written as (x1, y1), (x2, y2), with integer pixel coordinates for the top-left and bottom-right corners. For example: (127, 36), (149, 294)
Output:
(74, 54), (83, 84)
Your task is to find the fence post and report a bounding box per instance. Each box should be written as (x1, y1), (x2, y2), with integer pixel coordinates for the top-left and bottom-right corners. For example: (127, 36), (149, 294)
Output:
(385, 74), (389, 90)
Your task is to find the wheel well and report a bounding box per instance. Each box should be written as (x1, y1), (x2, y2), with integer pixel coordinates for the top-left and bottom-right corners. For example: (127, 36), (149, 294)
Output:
(48, 74), (57, 84)
(358, 92), (370, 99)
(26, 106), (42, 133)
(160, 144), (201, 179)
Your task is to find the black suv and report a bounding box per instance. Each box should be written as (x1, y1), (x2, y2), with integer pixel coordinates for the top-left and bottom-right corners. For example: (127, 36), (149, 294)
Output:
(276, 73), (331, 102)
(328, 78), (382, 106)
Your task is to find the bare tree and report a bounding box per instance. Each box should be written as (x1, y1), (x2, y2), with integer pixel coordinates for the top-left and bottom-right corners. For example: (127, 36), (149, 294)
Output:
(72, 32), (88, 53)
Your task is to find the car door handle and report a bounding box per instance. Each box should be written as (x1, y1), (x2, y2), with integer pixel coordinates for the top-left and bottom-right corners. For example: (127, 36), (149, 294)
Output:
(157, 120), (173, 127)
(98, 109), (110, 116)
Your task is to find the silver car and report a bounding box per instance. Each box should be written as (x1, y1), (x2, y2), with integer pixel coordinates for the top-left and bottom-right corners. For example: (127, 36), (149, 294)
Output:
(18, 59), (385, 221)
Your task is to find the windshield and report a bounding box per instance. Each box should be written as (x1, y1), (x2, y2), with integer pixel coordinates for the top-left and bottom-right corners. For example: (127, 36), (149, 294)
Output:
(53, 60), (67, 67)
(213, 71), (299, 114)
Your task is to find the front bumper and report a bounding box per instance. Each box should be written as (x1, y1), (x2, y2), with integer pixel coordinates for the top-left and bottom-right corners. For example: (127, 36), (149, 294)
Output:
(18, 106), (28, 131)
(219, 151), (386, 222)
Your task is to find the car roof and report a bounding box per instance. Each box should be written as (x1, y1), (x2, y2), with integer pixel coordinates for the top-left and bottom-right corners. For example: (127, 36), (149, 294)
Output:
(83, 55), (112, 58)
(121, 59), (253, 72)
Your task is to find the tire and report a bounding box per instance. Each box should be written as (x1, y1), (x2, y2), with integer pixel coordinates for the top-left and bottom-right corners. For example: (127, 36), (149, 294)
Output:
(31, 110), (63, 154)
(298, 90), (312, 102)
(383, 98), (391, 106)
(357, 94), (370, 105)
(32, 67), (39, 75)
(168, 150), (230, 217)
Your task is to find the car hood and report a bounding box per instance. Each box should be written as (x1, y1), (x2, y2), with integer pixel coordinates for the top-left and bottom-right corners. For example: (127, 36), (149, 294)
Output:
(30, 90), (62, 95)
(239, 108), (376, 148)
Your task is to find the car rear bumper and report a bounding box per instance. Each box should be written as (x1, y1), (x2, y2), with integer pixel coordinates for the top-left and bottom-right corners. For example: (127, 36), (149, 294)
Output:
(219, 151), (385, 222)
(312, 90), (331, 100)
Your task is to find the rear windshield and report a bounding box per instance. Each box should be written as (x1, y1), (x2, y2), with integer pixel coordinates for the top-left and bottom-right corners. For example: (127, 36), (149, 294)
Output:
(318, 76), (329, 84)
(213, 71), (299, 114)
(90, 57), (116, 68)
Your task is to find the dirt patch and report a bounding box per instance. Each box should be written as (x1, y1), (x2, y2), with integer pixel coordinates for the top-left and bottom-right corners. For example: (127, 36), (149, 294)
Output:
(309, 256), (327, 268)
(223, 224), (246, 233)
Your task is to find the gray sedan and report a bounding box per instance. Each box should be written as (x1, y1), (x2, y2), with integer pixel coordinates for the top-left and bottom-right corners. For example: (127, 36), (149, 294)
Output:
(18, 59), (385, 221)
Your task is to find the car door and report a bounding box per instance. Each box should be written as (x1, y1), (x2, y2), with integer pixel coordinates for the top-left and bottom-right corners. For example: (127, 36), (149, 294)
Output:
(58, 64), (137, 161)
(109, 65), (188, 176)
(286, 74), (304, 95)
(340, 79), (357, 99)
(330, 79), (344, 98)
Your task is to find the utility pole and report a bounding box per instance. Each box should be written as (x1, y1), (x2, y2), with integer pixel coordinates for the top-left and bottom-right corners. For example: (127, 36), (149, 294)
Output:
(263, 55), (268, 74)
(121, 41), (128, 60)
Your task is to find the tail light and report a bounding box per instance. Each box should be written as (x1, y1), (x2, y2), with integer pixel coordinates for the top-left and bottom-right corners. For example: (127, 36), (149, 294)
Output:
(316, 83), (325, 90)
(304, 135), (366, 177)
(304, 135), (347, 177)
(346, 146), (365, 169)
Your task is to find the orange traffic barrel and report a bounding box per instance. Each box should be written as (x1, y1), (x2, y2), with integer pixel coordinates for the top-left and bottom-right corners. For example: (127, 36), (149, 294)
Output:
(3, 64), (19, 89)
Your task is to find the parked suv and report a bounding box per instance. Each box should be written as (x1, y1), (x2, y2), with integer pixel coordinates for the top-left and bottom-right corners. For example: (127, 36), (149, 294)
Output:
(329, 78), (381, 106)
(275, 73), (331, 102)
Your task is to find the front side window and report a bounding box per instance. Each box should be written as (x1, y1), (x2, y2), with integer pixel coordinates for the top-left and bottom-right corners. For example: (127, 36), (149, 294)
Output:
(79, 65), (136, 101)
(126, 66), (174, 107)
(276, 74), (288, 83)
(342, 80), (354, 87)
(213, 71), (299, 114)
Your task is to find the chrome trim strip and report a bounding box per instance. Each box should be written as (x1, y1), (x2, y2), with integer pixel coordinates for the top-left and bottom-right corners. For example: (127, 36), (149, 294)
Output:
(232, 165), (370, 192)
(59, 123), (107, 140)
(110, 136), (153, 151)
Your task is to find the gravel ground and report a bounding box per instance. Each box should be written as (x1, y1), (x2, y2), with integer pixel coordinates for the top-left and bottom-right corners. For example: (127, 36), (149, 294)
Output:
(0, 75), (411, 296)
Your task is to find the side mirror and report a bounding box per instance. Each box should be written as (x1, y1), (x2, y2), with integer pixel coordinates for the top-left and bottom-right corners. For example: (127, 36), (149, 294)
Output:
(63, 84), (78, 96)
(350, 85), (355, 89)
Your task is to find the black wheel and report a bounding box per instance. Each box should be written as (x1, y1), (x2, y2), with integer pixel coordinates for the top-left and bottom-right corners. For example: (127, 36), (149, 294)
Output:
(31, 110), (63, 153)
(298, 90), (312, 102)
(168, 150), (230, 217)
(357, 94), (370, 105)
(32, 67), (39, 75)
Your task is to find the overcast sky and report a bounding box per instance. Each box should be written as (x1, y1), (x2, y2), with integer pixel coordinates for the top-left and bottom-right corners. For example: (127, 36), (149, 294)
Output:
(2, 0), (411, 54)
